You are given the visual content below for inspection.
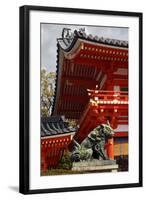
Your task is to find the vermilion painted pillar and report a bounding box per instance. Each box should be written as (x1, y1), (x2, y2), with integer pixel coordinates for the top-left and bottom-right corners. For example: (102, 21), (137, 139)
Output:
(105, 73), (114, 160)
(41, 150), (48, 173)
(107, 138), (114, 160)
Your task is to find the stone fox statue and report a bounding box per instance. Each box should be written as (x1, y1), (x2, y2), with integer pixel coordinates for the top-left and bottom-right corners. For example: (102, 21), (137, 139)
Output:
(71, 123), (114, 162)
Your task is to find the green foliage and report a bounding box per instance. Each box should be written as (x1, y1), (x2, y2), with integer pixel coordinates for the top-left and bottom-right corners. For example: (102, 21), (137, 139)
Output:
(66, 119), (78, 128)
(41, 68), (56, 117)
(41, 169), (85, 176)
(58, 150), (73, 170)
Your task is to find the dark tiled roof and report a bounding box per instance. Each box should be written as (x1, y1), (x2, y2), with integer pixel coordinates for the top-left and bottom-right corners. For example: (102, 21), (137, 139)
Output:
(41, 116), (76, 137)
(51, 43), (59, 116)
(58, 29), (128, 51)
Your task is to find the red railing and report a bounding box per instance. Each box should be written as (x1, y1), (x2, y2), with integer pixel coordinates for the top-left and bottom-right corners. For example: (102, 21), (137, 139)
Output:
(87, 89), (128, 105)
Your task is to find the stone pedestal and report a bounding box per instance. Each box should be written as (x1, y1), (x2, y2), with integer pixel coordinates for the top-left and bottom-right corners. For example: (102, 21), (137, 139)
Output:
(72, 159), (118, 172)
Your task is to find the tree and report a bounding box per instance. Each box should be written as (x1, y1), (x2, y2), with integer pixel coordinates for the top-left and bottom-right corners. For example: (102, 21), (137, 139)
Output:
(41, 68), (56, 117)
(66, 119), (78, 128)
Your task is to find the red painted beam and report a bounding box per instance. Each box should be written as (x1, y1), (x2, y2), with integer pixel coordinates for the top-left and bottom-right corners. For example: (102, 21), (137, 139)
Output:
(112, 79), (128, 86)
(61, 78), (98, 88)
(58, 113), (82, 119)
(78, 49), (128, 59)
(81, 43), (128, 55)
(73, 58), (128, 69)
(113, 74), (128, 79)
(94, 105), (128, 110)
(117, 117), (128, 120)
(60, 95), (90, 103)
(114, 132), (128, 137)
(117, 121), (128, 125)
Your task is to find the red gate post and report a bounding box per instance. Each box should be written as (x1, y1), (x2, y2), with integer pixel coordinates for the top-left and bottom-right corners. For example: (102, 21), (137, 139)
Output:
(107, 138), (114, 160)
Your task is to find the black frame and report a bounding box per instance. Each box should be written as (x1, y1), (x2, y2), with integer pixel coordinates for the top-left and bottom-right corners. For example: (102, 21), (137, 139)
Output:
(19, 5), (143, 194)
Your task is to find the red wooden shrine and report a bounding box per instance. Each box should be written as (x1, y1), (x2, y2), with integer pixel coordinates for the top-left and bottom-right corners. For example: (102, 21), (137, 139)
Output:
(41, 133), (74, 172)
(41, 116), (75, 172)
(42, 29), (129, 171)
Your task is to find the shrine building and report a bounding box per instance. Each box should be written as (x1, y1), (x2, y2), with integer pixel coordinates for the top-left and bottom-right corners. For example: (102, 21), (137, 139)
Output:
(41, 116), (75, 172)
(41, 28), (129, 172)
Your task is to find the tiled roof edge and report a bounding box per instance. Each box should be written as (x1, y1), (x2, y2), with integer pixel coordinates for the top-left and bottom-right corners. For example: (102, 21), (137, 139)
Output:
(51, 43), (59, 116)
(58, 29), (128, 51)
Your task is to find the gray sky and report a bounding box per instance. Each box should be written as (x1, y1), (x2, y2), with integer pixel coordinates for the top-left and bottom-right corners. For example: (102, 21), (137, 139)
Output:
(41, 24), (128, 72)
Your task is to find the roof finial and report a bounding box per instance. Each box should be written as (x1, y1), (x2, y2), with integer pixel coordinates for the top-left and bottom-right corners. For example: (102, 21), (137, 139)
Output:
(61, 28), (74, 46)
(79, 28), (85, 33)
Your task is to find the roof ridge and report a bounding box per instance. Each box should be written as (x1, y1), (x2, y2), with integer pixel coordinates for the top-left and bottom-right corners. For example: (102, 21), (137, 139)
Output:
(74, 29), (128, 47)
(57, 28), (128, 50)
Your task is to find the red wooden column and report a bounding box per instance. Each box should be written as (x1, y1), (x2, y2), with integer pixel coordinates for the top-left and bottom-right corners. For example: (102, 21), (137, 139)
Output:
(41, 147), (48, 173)
(105, 73), (115, 160)
(107, 138), (114, 160)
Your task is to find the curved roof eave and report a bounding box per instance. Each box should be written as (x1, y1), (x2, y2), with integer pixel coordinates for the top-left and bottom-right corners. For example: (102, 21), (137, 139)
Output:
(51, 29), (128, 117)
(57, 30), (128, 52)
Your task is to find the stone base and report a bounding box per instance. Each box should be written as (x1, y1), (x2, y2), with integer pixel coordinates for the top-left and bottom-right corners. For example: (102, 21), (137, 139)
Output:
(72, 159), (118, 172)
